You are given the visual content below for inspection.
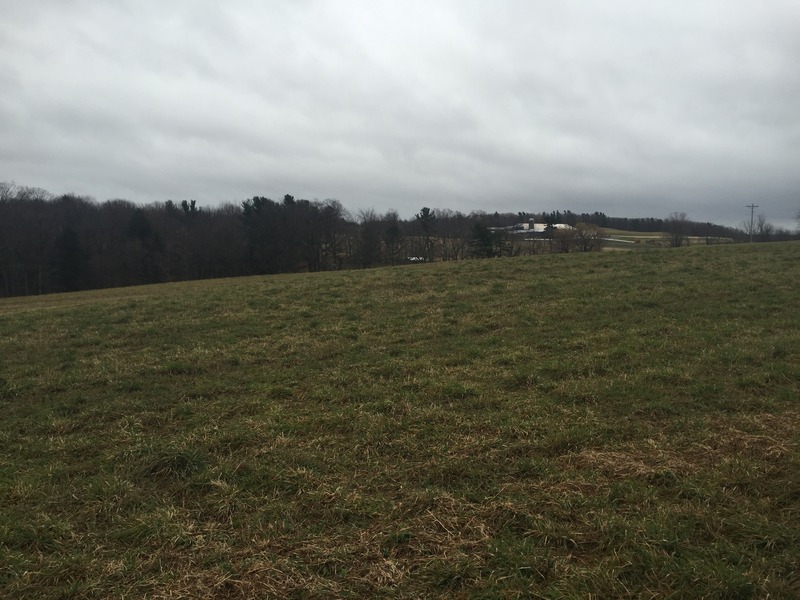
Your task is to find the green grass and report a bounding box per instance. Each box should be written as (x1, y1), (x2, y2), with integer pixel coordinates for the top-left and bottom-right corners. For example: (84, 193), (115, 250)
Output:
(1, 242), (799, 598)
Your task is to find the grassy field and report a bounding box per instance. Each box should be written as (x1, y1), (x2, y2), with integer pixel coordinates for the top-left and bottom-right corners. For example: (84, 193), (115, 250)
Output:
(1, 242), (799, 598)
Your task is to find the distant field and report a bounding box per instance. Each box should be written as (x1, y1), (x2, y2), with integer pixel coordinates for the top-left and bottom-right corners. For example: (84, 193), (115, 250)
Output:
(600, 227), (668, 237)
(599, 228), (733, 249)
(1, 243), (799, 598)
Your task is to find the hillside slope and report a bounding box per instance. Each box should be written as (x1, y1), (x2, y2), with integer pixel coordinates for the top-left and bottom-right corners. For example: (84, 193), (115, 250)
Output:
(1, 243), (799, 598)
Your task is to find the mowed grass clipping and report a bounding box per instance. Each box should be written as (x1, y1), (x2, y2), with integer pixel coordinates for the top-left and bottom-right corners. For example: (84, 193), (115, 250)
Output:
(1, 242), (799, 599)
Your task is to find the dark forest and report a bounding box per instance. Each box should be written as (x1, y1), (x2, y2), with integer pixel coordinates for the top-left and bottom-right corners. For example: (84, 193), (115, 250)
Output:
(0, 181), (793, 297)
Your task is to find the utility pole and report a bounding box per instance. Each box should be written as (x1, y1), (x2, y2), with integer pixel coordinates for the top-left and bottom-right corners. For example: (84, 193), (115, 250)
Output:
(746, 203), (759, 242)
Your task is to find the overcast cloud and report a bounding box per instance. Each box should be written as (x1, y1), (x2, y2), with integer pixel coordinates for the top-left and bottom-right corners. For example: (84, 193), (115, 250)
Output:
(1, 0), (798, 226)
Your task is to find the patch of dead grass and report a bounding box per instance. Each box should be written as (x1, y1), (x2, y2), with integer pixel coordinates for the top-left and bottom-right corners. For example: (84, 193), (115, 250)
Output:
(557, 448), (697, 480)
(689, 411), (799, 464)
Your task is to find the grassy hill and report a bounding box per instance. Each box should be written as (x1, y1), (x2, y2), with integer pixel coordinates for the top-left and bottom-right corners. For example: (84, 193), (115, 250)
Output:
(1, 242), (799, 598)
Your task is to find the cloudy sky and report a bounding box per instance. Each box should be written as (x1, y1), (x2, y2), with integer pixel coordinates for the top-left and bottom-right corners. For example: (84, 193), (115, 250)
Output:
(2, 1), (798, 227)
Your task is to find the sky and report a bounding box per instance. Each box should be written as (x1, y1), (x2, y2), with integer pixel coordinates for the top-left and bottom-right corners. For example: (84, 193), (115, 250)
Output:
(1, 1), (798, 228)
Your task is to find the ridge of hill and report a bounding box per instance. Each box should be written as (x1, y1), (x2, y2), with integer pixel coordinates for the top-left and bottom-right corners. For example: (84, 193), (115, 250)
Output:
(1, 242), (799, 598)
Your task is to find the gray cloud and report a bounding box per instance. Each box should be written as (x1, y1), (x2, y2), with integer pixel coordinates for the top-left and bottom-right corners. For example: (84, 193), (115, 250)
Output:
(1, 0), (798, 227)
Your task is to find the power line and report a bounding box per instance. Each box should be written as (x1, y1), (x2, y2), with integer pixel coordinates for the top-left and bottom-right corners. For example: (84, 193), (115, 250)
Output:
(746, 203), (759, 242)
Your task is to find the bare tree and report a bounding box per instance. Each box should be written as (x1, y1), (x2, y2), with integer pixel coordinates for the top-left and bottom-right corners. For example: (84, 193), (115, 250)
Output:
(573, 223), (604, 252)
(356, 209), (382, 268)
(381, 209), (403, 266)
(436, 209), (470, 260)
(739, 218), (755, 242)
(415, 207), (437, 262)
(320, 199), (347, 270)
(554, 227), (577, 253)
(666, 212), (689, 247)
(755, 214), (775, 242)
(0, 181), (16, 203)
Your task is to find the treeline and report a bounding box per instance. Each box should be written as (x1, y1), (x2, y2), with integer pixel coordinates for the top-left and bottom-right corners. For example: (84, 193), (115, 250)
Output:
(0, 181), (792, 297)
(0, 184), (470, 296)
